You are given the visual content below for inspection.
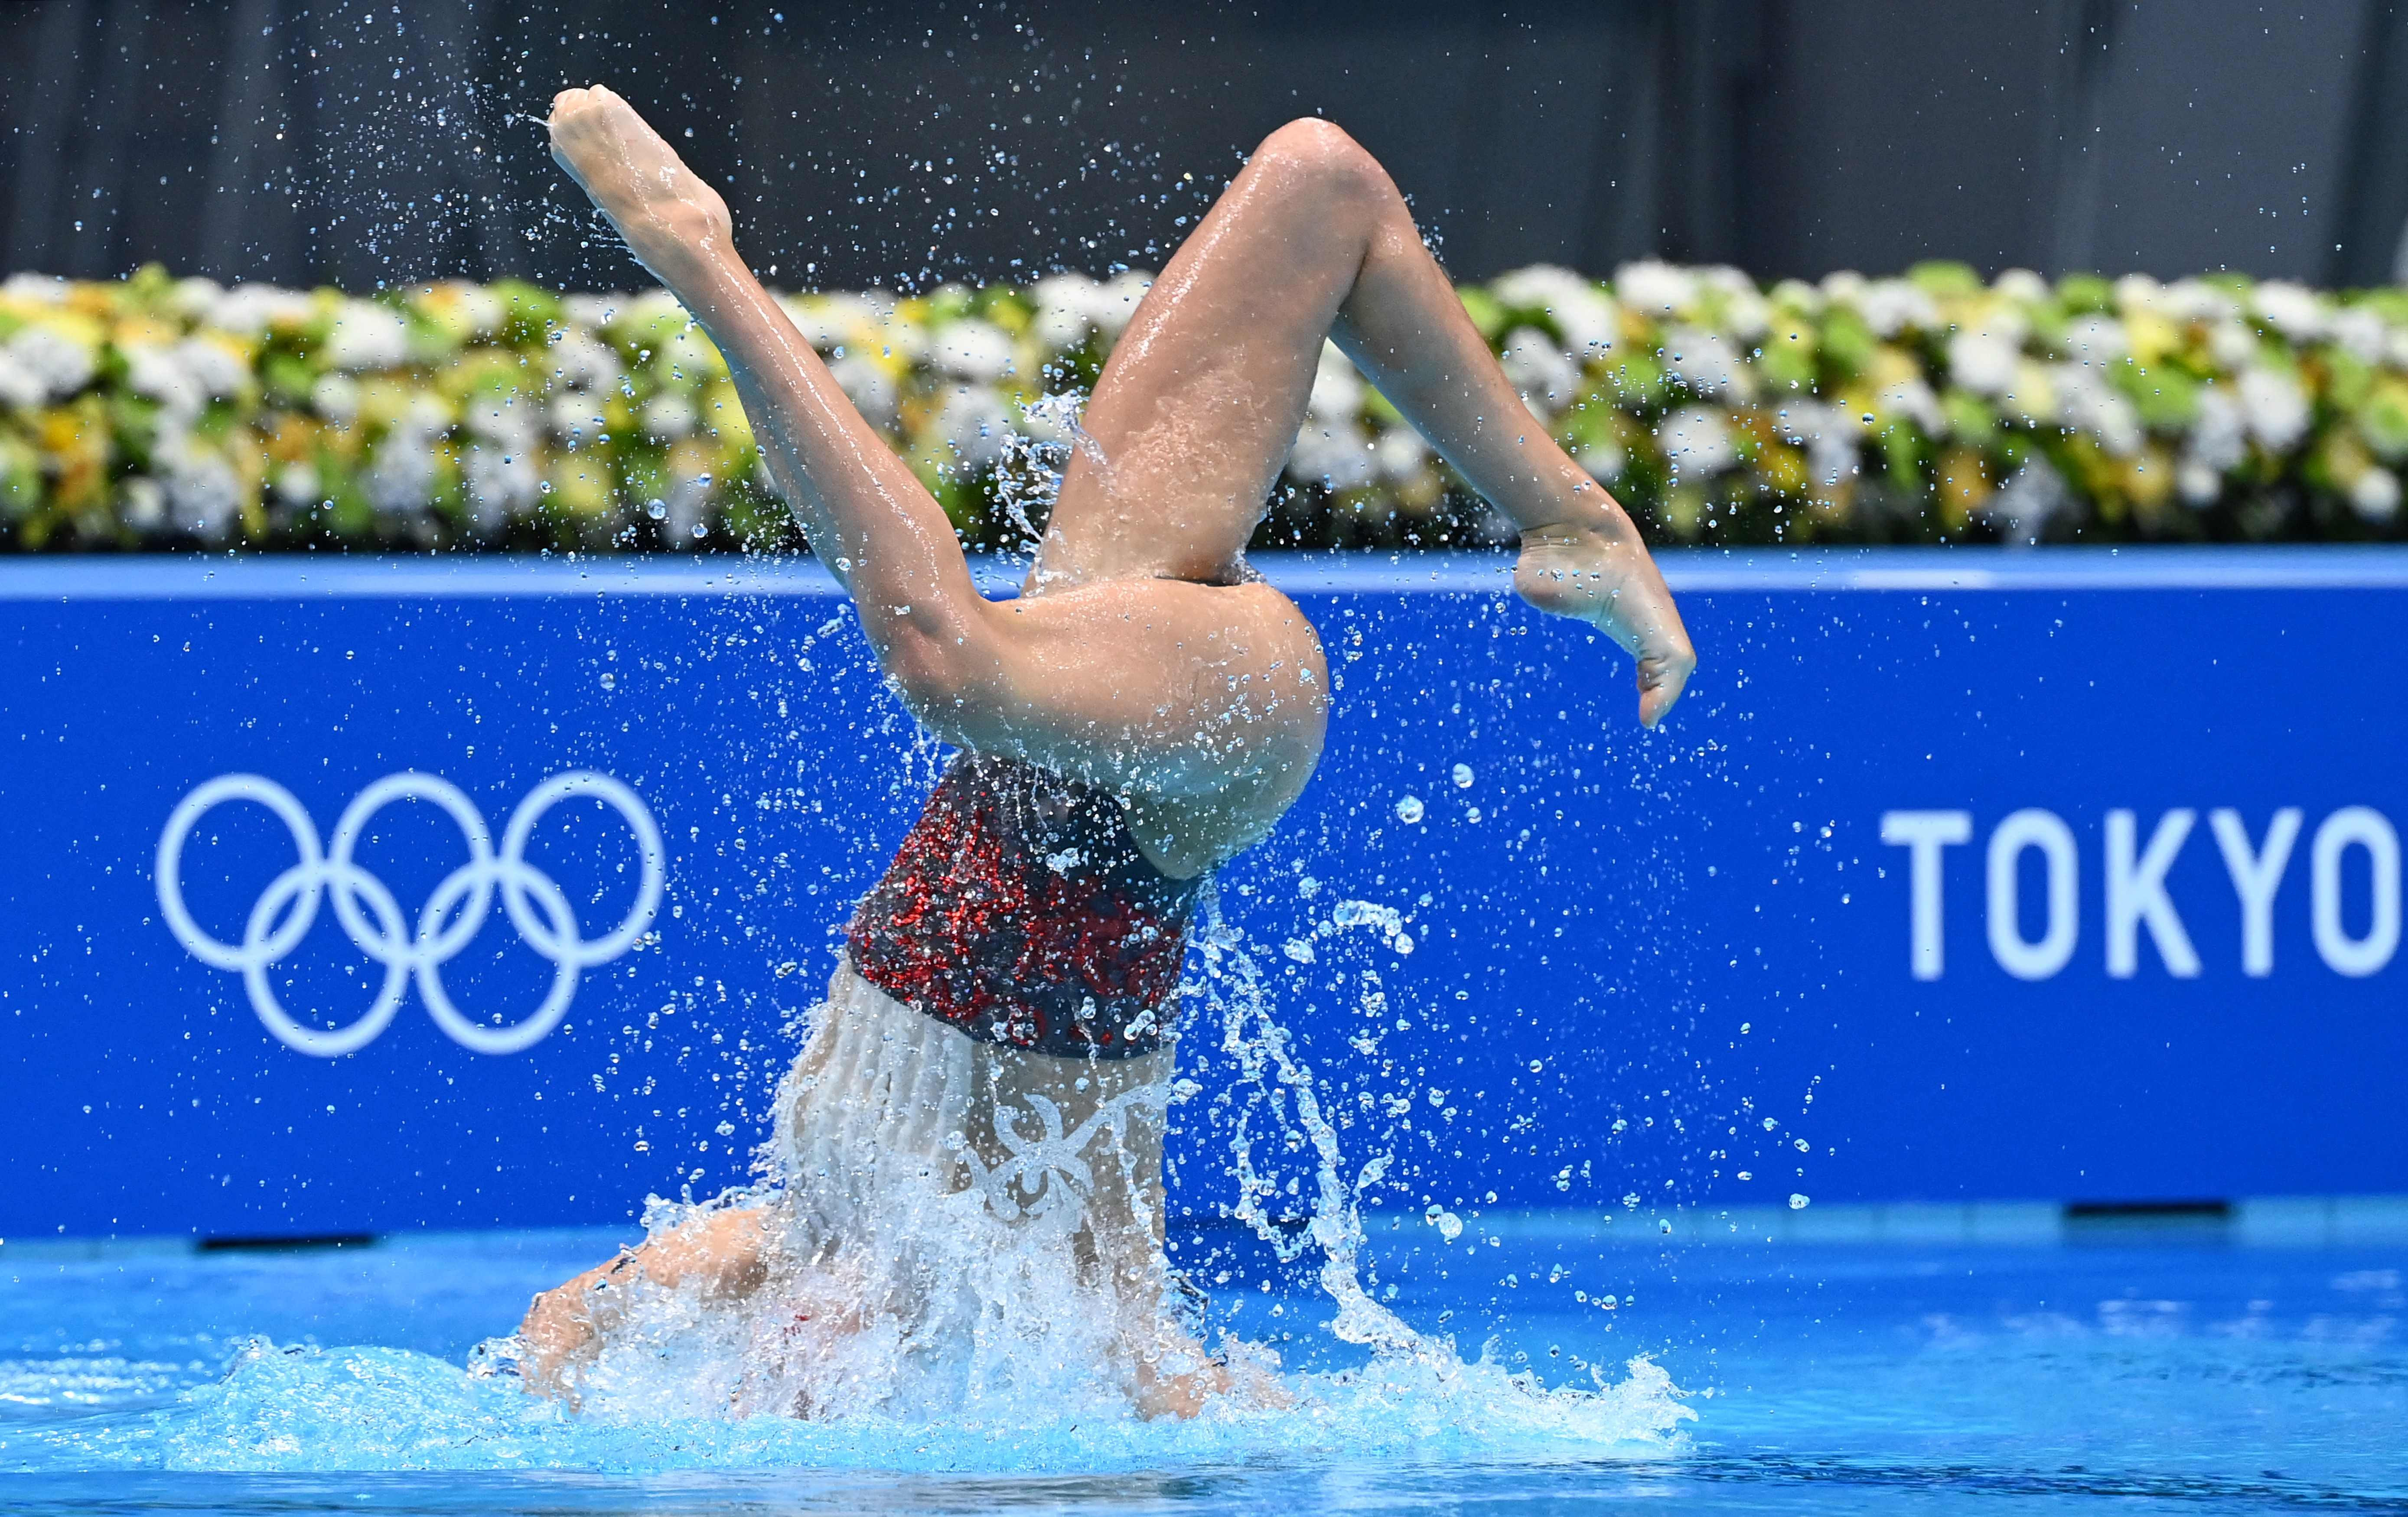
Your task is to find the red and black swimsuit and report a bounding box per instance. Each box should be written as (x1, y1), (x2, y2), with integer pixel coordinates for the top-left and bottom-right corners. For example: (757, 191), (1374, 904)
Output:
(846, 754), (1202, 1058)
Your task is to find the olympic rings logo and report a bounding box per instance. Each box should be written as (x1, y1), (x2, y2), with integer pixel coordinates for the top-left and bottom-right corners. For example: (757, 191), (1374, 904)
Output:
(156, 772), (665, 1057)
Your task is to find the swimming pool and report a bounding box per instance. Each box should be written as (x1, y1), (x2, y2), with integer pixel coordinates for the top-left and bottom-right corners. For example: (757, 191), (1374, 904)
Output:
(4, 1223), (2401, 1514)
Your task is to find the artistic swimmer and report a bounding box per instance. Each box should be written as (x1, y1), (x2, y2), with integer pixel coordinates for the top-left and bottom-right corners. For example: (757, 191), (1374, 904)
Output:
(516, 86), (1696, 1420)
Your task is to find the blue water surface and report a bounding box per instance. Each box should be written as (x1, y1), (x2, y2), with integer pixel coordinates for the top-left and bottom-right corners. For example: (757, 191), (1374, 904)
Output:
(2, 1223), (2402, 1514)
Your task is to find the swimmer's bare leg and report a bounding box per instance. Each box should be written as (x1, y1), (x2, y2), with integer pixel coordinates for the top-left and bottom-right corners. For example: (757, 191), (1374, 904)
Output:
(1046, 119), (1696, 726)
(519, 1204), (769, 1403)
(545, 88), (1326, 873)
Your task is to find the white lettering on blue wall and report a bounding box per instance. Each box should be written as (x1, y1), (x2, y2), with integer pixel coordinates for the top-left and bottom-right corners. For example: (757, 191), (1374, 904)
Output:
(2106, 809), (2199, 978)
(1879, 807), (2401, 980)
(1879, 809), (1971, 980)
(2311, 807), (2401, 977)
(1986, 809), (2080, 980)
(2208, 808), (2300, 977)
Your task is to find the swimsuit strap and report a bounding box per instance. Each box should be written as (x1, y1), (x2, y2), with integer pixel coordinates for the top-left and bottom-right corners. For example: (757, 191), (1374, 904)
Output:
(847, 754), (1202, 1058)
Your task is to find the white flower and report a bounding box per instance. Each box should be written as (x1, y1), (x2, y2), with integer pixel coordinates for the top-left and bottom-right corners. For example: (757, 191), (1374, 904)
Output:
(366, 436), (438, 515)
(325, 301), (411, 371)
(2164, 278), (2241, 326)
(1030, 272), (1103, 348)
(208, 283), (316, 337)
(1307, 342), (1365, 423)
(2058, 314), (2129, 366)
(1615, 260), (1696, 316)
(548, 393), (606, 441)
(448, 283), (506, 337)
(2051, 364), (2142, 456)
(124, 344), (205, 420)
(827, 355), (897, 431)
(2237, 367), (2310, 452)
(786, 291), (888, 350)
(120, 477), (166, 531)
(0, 352), (41, 408)
(2328, 306), (2388, 366)
(1994, 269), (2051, 305)
(1031, 301), (1091, 349)
(1820, 270), (1868, 305)
(2208, 319), (2260, 368)
(2252, 281), (2327, 343)
(1095, 271), (1155, 337)
(2113, 273), (2165, 313)
(2185, 389), (2248, 474)
(1287, 417), (1375, 490)
(1663, 327), (1747, 399)
(1775, 400), (1859, 488)
(1948, 330), (2023, 396)
(153, 433), (243, 539)
(1987, 457), (2070, 538)
(310, 374), (362, 425)
(1698, 267), (1769, 339)
(169, 277), (225, 321)
(463, 446), (542, 529)
(2, 273), (68, 305)
(1573, 436), (1627, 481)
(1878, 378), (1945, 436)
(366, 393), (452, 514)
(562, 293), (622, 330)
(1853, 279), (1939, 339)
(1492, 265), (1620, 353)
(274, 461), (320, 507)
(2, 326), (96, 400)
(2350, 466), (2401, 523)
(1499, 326), (1581, 410)
(1658, 404), (1737, 476)
(463, 394), (536, 449)
(2177, 460), (2222, 506)
(171, 339), (248, 401)
(930, 319), (1014, 381)
(640, 391), (700, 442)
(933, 383), (1015, 470)
(547, 328), (620, 392)
(1372, 427), (1430, 484)
(1768, 278), (1824, 314)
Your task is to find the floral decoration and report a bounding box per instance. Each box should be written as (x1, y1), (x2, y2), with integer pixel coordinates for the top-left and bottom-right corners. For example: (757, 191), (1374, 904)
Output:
(3, 260), (2404, 553)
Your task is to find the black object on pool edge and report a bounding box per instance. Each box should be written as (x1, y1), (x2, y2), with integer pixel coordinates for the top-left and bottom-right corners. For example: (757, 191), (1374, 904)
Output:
(196, 1233), (378, 1253)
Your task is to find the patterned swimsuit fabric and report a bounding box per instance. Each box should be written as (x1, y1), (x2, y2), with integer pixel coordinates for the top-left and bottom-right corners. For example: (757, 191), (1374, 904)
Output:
(846, 753), (1203, 1059)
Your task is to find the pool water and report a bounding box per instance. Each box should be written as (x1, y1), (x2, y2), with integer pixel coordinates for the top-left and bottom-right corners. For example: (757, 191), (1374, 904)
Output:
(2, 1222), (2401, 1514)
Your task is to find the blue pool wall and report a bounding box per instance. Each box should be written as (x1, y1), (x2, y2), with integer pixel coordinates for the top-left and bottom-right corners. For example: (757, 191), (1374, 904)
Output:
(3, 547), (2403, 1240)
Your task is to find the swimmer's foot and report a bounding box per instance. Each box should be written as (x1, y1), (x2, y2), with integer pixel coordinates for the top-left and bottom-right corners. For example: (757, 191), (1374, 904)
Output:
(545, 85), (735, 281)
(1513, 521), (1697, 727)
(1131, 1351), (1293, 1420)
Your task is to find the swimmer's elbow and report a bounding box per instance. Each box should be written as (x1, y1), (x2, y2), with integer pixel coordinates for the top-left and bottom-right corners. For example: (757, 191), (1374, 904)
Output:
(878, 619), (1010, 739)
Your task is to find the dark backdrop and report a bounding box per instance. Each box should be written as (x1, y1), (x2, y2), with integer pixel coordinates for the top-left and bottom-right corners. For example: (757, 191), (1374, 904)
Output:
(7, 0), (2408, 292)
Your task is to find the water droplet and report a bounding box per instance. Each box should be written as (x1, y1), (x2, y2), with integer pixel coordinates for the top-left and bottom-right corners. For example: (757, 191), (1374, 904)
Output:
(1395, 794), (1424, 824)
(1790, 1193), (1812, 1210)
(599, 671), (617, 690)
(1452, 762), (1474, 788)
(646, 498), (667, 520)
